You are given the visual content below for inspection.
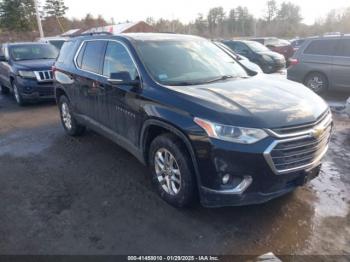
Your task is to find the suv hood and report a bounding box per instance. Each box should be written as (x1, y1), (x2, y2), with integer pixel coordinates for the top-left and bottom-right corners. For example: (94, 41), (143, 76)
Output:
(13, 59), (55, 71)
(169, 75), (328, 128)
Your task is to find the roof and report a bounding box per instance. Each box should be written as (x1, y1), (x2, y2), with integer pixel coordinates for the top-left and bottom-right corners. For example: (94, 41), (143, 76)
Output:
(61, 28), (84, 36)
(84, 22), (140, 34)
(73, 33), (204, 42)
(6, 42), (50, 46)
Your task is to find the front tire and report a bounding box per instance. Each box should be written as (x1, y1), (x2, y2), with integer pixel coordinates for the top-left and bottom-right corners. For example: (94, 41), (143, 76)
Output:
(0, 84), (10, 95)
(12, 82), (26, 106)
(58, 95), (85, 136)
(149, 134), (197, 207)
(304, 72), (328, 94)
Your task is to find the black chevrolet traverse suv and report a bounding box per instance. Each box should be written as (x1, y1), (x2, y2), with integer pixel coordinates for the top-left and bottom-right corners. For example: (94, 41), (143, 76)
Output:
(0, 42), (58, 105)
(53, 33), (332, 208)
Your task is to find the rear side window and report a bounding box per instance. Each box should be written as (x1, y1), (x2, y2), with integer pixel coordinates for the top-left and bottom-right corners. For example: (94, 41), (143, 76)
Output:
(80, 41), (106, 74)
(304, 39), (338, 56)
(335, 39), (350, 57)
(57, 41), (74, 64)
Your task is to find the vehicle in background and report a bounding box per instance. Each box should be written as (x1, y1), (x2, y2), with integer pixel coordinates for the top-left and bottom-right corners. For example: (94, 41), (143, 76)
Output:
(251, 37), (294, 63)
(346, 97), (350, 117)
(38, 37), (68, 50)
(213, 41), (263, 74)
(54, 33), (331, 208)
(221, 40), (285, 73)
(0, 42), (58, 105)
(290, 38), (306, 52)
(287, 35), (350, 94)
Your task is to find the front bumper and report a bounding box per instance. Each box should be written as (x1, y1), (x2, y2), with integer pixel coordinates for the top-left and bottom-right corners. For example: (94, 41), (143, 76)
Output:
(193, 124), (329, 207)
(16, 77), (55, 100)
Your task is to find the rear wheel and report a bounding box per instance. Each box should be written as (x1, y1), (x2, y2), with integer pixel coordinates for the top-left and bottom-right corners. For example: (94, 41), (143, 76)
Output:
(58, 95), (85, 136)
(149, 134), (197, 207)
(304, 72), (328, 94)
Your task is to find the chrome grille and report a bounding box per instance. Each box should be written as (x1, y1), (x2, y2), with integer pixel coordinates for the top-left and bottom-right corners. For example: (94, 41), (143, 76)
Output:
(264, 111), (332, 175)
(34, 70), (53, 82)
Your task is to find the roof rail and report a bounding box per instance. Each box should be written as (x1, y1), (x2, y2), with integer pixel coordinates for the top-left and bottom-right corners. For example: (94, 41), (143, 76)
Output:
(70, 31), (113, 38)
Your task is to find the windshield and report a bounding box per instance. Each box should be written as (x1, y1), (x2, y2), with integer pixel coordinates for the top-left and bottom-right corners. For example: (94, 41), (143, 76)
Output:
(135, 39), (248, 86)
(245, 41), (270, 52)
(10, 44), (58, 61)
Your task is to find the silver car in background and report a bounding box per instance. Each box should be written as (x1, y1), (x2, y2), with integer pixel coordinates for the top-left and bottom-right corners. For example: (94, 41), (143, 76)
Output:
(287, 35), (350, 94)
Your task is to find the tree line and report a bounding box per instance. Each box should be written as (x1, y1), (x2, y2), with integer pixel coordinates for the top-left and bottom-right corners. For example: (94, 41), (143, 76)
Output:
(0, 0), (350, 41)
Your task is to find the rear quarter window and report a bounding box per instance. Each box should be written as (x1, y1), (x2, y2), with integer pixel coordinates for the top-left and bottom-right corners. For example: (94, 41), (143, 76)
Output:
(303, 39), (338, 56)
(57, 41), (74, 65)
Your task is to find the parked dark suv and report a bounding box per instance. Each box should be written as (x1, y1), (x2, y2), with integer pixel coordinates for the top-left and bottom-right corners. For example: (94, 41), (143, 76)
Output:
(288, 35), (350, 93)
(54, 33), (332, 208)
(221, 40), (285, 73)
(0, 42), (58, 105)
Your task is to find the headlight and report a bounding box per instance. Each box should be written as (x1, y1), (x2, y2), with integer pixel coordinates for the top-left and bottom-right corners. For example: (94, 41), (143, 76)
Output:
(262, 55), (273, 62)
(194, 118), (268, 144)
(18, 70), (36, 78)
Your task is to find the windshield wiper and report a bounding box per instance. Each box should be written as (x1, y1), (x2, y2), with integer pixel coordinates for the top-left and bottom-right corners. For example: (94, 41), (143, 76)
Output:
(204, 75), (236, 84)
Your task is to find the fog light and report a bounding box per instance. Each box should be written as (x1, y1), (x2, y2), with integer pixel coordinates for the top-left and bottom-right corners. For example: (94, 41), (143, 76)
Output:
(222, 174), (231, 185)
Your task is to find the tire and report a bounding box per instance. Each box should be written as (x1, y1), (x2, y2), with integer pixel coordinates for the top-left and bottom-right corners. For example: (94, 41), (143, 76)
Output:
(304, 72), (328, 94)
(12, 82), (26, 106)
(149, 133), (197, 207)
(58, 95), (85, 136)
(0, 84), (9, 95)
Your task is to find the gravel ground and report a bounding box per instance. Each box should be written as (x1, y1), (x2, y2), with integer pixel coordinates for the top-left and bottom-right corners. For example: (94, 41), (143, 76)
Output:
(0, 92), (349, 256)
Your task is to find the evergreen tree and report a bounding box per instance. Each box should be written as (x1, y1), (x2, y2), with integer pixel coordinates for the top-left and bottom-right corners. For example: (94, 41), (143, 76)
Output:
(43, 0), (68, 17)
(0, 0), (36, 32)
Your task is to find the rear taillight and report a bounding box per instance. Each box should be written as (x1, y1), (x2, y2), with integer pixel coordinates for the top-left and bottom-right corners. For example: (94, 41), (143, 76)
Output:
(289, 58), (299, 66)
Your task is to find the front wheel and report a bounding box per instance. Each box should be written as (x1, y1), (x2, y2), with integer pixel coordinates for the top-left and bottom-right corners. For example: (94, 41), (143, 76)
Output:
(0, 84), (10, 94)
(12, 82), (26, 106)
(149, 134), (197, 207)
(58, 95), (86, 136)
(304, 72), (328, 94)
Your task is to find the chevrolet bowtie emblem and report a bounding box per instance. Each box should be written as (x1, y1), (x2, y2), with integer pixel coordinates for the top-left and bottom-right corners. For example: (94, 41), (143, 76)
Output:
(311, 127), (324, 139)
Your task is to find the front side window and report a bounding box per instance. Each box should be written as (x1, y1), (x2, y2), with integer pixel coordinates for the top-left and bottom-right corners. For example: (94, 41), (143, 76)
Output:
(80, 41), (106, 74)
(304, 39), (338, 56)
(10, 44), (58, 61)
(103, 41), (138, 80)
(135, 39), (248, 86)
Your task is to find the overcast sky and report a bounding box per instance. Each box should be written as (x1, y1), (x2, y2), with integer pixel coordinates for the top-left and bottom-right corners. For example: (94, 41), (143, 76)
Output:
(61, 0), (349, 25)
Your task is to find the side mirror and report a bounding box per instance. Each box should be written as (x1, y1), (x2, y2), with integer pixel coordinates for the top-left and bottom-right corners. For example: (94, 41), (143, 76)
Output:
(0, 55), (7, 62)
(107, 71), (140, 87)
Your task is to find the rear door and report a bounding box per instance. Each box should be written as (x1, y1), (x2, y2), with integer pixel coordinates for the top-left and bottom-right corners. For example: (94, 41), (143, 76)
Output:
(74, 40), (108, 124)
(331, 38), (350, 90)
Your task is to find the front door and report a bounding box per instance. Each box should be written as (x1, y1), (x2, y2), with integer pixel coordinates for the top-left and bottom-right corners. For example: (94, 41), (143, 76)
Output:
(100, 40), (143, 146)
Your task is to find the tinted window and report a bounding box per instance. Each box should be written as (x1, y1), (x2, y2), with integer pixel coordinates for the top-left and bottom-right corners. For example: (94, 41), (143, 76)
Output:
(49, 40), (65, 50)
(304, 39), (337, 55)
(103, 41), (138, 80)
(233, 42), (251, 53)
(335, 39), (350, 57)
(57, 41), (74, 64)
(80, 41), (106, 74)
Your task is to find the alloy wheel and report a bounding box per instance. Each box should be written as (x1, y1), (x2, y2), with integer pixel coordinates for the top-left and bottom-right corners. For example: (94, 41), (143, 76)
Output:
(307, 76), (324, 93)
(154, 148), (181, 196)
(61, 102), (72, 130)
